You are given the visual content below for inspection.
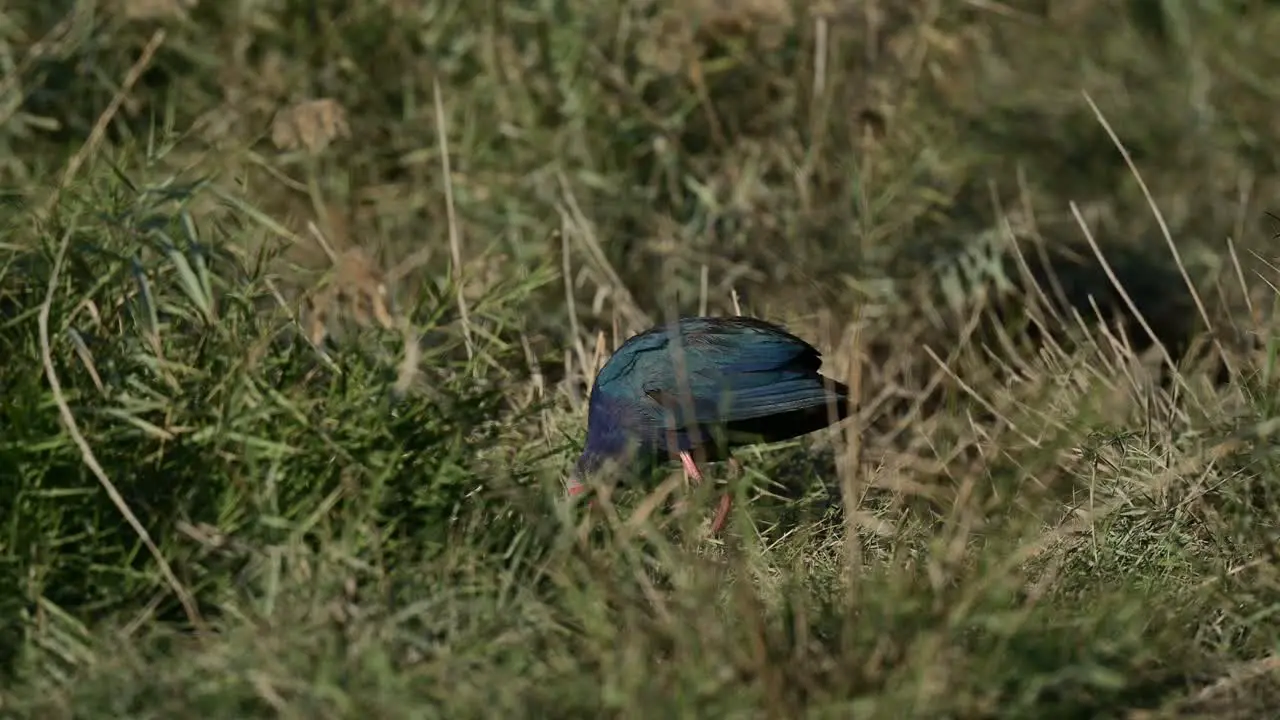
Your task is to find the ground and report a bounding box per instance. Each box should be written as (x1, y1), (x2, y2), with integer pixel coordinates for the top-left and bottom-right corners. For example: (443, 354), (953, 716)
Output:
(3, 1), (1280, 717)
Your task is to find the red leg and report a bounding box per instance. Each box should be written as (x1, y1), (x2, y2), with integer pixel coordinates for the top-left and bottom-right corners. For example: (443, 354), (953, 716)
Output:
(678, 450), (703, 482)
(670, 451), (700, 516)
(680, 451), (734, 535)
(709, 456), (747, 535)
(709, 493), (732, 535)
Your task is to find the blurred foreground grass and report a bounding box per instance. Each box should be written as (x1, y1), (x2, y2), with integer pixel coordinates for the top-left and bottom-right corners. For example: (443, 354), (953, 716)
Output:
(4, 1), (1280, 717)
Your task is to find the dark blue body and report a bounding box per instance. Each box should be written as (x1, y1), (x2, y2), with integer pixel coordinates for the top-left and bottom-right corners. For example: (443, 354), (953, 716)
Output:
(573, 316), (851, 482)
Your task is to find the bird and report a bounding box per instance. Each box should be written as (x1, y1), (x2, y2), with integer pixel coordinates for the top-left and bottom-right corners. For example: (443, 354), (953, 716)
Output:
(568, 315), (851, 534)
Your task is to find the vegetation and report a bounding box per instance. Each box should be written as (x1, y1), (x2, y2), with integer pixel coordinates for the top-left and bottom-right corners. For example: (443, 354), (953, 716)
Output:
(3, 1), (1280, 716)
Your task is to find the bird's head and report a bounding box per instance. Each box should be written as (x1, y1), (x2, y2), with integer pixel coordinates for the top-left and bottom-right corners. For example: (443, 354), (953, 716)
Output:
(565, 450), (599, 498)
(567, 440), (637, 500)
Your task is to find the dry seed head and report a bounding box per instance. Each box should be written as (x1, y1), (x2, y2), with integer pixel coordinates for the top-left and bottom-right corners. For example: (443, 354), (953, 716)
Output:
(304, 247), (396, 346)
(271, 99), (350, 154)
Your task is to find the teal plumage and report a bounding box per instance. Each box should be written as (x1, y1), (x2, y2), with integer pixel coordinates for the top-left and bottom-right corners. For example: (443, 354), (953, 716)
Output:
(570, 316), (850, 532)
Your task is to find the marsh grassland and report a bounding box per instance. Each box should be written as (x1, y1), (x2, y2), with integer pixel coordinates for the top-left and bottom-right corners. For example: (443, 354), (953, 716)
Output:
(4, 2), (1280, 717)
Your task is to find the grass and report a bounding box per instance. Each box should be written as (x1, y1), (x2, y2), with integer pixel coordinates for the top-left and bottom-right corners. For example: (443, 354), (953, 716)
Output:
(3, 0), (1280, 717)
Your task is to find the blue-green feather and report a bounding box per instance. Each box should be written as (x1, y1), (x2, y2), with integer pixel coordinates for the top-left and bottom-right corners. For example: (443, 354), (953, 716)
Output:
(574, 316), (850, 482)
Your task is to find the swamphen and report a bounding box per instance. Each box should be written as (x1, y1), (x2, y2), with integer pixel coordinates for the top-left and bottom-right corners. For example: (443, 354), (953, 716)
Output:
(568, 315), (851, 533)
